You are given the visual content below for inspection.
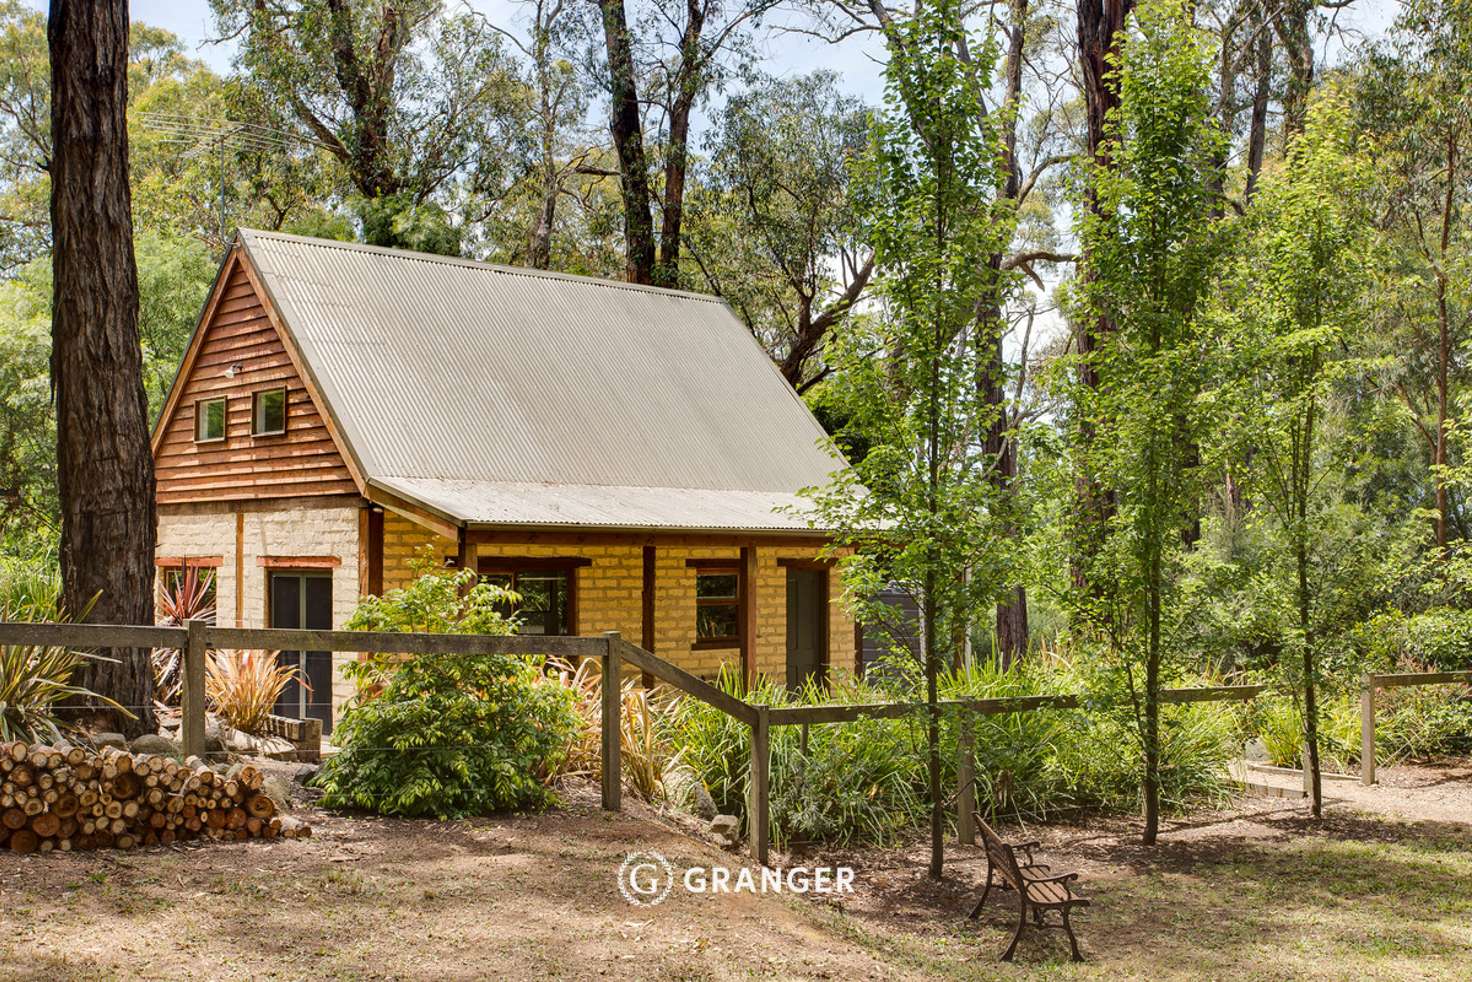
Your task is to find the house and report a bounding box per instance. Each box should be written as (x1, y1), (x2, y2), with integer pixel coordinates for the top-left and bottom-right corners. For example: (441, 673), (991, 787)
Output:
(151, 230), (857, 732)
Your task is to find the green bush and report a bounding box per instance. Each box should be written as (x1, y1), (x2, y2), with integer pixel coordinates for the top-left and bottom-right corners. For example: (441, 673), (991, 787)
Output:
(316, 648), (580, 818)
(663, 653), (1243, 848)
(315, 560), (582, 818)
(1255, 683), (1472, 769)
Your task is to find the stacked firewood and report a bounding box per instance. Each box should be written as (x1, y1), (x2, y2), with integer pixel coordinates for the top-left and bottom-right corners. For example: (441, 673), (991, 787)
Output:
(0, 739), (310, 854)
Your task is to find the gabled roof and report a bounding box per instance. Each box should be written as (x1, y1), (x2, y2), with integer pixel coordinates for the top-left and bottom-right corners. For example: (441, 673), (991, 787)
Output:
(225, 230), (845, 532)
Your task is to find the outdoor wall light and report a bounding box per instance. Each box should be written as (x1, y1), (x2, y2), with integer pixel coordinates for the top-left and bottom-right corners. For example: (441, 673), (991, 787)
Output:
(225, 362), (243, 377)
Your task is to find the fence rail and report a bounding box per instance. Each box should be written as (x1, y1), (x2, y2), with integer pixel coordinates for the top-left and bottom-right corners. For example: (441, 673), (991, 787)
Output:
(0, 619), (1281, 864)
(1360, 669), (1472, 786)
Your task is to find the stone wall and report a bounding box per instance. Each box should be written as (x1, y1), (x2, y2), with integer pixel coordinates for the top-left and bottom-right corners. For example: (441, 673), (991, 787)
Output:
(155, 502), (363, 717)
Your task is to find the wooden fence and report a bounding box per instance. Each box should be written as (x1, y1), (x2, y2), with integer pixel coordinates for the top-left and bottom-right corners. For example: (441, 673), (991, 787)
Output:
(1359, 669), (1472, 785)
(2, 620), (1273, 865)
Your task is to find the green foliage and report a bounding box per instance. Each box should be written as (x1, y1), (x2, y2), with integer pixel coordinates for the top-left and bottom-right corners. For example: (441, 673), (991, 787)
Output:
(317, 558), (580, 818)
(343, 550), (520, 692)
(0, 576), (127, 743)
(315, 647), (580, 818)
(1068, 0), (1226, 834)
(663, 657), (1241, 849)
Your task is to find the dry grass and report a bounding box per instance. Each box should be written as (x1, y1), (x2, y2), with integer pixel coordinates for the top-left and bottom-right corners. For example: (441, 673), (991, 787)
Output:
(205, 649), (300, 733)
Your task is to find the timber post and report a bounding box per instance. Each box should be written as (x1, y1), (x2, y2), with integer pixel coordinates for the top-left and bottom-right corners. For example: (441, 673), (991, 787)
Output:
(601, 631), (622, 811)
(182, 618), (207, 760)
(750, 703), (770, 865)
(957, 713), (976, 845)
(1360, 677), (1376, 786)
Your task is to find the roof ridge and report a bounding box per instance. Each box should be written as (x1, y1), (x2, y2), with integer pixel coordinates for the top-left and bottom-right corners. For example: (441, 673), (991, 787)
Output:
(237, 228), (727, 303)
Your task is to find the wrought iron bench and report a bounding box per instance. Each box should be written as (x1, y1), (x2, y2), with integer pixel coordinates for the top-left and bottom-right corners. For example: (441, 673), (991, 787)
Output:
(967, 819), (1088, 962)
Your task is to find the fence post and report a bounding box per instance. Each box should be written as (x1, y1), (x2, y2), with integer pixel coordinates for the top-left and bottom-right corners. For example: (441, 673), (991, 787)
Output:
(1360, 677), (1376, 786)
(749, 704), (770, 866)
(601, 632), (622, 812)
(182, 619), (207, 760)
(957, 713), (975, 846)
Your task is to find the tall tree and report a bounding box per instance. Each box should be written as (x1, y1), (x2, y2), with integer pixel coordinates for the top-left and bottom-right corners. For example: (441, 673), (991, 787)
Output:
(48, 0), (156, 735)
(1074, 0), (1223, 844)
(1071, 0), (1134, 590)
(211, 0), (526, 253)
(687, 72), (872, 390)
(812, 0), (1013, 879)
(588, 0), (774, 287)
(1226, 93), (1369, 819)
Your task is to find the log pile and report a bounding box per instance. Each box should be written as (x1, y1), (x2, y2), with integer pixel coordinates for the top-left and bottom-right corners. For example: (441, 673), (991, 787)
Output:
(0, 739), (310, 854)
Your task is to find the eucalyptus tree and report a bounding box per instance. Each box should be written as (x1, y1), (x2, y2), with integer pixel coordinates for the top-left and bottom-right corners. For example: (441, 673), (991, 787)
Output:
(586, 0), (777, 287)
(48, 0), (156, 734)
(1072, 0), (1224, 844)
(210, 0), (529, 254)
(1358, 0), (1472, 552)
(1219, 93), (1371, 817)
(810, 0), (1015, 879)
(686, 71), (872, 392)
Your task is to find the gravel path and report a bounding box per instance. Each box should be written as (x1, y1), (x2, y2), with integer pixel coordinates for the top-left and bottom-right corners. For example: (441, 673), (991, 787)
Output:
(1239, 758), (1472, 824)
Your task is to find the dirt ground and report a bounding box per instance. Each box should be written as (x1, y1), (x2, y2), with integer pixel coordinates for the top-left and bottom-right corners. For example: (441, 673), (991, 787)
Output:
(1, 763), (1469, 981)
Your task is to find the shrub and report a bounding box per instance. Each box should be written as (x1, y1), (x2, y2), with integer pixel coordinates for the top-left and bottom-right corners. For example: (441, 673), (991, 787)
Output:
(153, 564), (217, 705)
(0, 591), (129, 743)
(547, 657), (678, 801)
(662, 654), (1244, 848)
(315, 649), (579, 817)
(316, 561), (580, 818)
(206, 649), (300, 733)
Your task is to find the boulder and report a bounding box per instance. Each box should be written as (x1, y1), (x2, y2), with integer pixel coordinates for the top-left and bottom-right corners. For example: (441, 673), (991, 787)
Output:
(707, 814), (741, 847)
(128, 733), (179, 757)
(693, 784), (718, 822)
(1245, 738), (1270, 763)
(260, 774), (293, 811)
(92, 732), (127, 751)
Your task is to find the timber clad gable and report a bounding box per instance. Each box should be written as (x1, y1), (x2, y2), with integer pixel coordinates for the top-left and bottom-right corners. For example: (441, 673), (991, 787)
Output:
(152, 255), (358, 505)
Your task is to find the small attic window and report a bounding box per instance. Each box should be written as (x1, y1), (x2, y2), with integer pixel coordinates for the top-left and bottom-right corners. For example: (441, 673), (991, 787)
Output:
(252, 387), (287, 436)
(194, 397), (226, 443)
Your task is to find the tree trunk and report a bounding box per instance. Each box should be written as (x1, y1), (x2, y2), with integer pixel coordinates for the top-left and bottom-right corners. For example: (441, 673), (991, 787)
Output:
(1142, 559), (1161, 844)
(1073, 0), (1132, 589)
(1243, 10), (1272, 203)
(48, 0), (157, 737)
(1434, 132), (1456, 552)
(594, 0), (657, 284)
(655, 0), (707, 290)
(1272, 0), (1313, 145)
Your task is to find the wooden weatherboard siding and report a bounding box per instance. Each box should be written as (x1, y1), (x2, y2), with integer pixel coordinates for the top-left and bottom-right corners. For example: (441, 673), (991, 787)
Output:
(152, 252), (358, 505)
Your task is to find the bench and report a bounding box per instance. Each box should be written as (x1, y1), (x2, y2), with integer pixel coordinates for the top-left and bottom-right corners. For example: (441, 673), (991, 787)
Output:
(967, 819), (1088, 962)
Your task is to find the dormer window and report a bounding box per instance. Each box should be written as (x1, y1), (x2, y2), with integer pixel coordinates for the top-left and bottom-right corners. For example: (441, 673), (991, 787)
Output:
(253, 387), (287, 436)
(194, 397), (226, 443)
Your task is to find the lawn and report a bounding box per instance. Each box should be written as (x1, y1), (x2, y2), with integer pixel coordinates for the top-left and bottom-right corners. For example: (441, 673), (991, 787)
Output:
(0, 781), (1468, 980)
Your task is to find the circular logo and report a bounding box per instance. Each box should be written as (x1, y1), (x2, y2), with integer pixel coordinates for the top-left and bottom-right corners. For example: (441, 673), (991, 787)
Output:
(618, 850), (674, 907)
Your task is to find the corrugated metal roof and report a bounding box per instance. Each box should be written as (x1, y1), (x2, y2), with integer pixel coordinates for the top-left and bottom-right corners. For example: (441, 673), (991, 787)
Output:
(373, 477), (822, 531)
(238, 230), (845, 530)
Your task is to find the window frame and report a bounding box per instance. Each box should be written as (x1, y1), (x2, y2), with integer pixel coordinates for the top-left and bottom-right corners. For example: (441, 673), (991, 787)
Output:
(251, 386), (288, 437)
(194, 396), (227, 444)
(691, 564), (742, 649)
(477, 557), (588, 637)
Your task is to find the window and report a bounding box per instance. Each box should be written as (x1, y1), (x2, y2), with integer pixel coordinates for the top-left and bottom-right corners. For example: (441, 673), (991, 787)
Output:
(252, 387), (287, 436)
(695, 570), (740, 645)
(480, 561), (584, 636)
(194, 397), (226, 442)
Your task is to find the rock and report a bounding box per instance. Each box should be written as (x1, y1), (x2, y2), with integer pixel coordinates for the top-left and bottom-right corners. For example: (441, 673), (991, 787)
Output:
(225, 727), (256, 754)
(1245, 738), (1270, 763)
(293, 764), (320, 786)
(128, 733), (179, 757)
(693, 784), (718, 821)
(260, 774), (293, 810)
(204, 717), (226, 753)
(92, 732), (127, 751)
(707, 814), (740, 846)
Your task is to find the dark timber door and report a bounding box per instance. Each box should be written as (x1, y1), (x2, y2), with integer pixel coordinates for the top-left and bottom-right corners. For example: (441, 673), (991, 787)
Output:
(270, 572), (334, 734)
(786, 568), (826, 690)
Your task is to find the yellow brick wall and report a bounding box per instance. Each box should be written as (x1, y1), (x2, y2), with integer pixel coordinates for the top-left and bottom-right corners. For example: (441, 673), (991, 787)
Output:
(376, 512), (856, 683)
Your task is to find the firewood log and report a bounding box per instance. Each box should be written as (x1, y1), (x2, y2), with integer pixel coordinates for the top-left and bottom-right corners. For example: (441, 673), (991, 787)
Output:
(244, 794), (276, 820)
(29, 812), (59, 838)
(8, 828), (37, 853)
(1, 808), (24, 831)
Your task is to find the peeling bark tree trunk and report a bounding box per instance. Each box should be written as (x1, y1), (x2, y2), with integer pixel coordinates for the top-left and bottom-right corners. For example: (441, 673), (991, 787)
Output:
(49, 0), (157, 737)
(1273, 0), (1313, 144)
